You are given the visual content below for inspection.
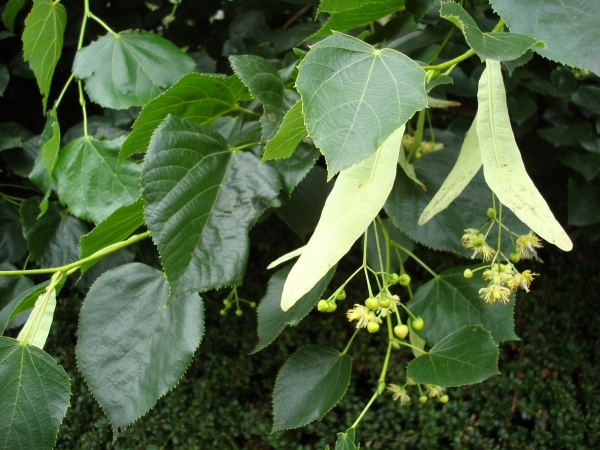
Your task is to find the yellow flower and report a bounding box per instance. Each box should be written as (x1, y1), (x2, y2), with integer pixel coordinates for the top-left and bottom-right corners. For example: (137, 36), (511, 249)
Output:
(482, 263), (514, 285)
(424, 384), (445, 398)
(346, 304), (377, 329)
(507, 270), (538, 292)
(462, 228), (495, 261)
(479, 284), (511, 304)
(387, 384), (411, 406)
(461, 228), (482, 248)
(516, 231), (543, 259)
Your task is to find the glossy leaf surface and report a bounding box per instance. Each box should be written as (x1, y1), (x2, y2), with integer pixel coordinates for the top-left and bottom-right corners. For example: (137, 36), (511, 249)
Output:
(0, 337), (71, 450)
(73, 30), (196, 109)
(77, 263), (204, 432)
(407, 325), (499, 387)
(55, 137), (141, 223)
(281, 126), (401, 310)
(409, 266), (517, 344)
(142, 116), (283, 298)
(120, 73), (249, 161)
(272, 345), (351, 431)
(296, 33), (426, 176)
(255, 265), (335, 353)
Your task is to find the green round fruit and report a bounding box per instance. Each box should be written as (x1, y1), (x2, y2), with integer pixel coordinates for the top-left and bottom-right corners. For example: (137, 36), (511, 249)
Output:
(412, 317), (425, 330)
(336, 290), (346, 300)
(365, 297), (379, 310)
(510, 252), (520, 263)
(439, 395), (449, 403)
(487, 208), (496, 219)
(387, 273), (399, 285)
(317, 300), (329, 312)
(378, 296), (391, 308)
(235, 310), (242, 316)
(367, 321), (380, 333)
(398, 274), (411, 286)
(463, 268), (473, 278)
(419, 395), (428, 403)
(327, 301), (337, 313)
(394, 324), (409, 339)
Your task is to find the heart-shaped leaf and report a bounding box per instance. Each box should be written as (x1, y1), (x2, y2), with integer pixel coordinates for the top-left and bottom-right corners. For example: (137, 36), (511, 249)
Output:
(77, 263), (204, 432)
(272, 345), (351, 432)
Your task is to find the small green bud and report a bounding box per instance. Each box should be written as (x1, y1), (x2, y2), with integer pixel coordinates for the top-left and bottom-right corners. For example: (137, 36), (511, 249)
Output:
(487, 208), (496, 219)
(378, 296), (391, 308)
(220, 309), (226, 316)
(336, 290), (346, 300)
(412, 317), (425, 330)
(394, 324), (409, 339)
(391, 340), (400, 349)
(419, 395), (428, 403)
(250, 302), (257, 308)
(398, 274), (411, 286)
(473, 237), (484, 247)
(223, 299), (231, 307)
(365, 297), (379, 310)
(317, 300), (329, 312)
(367, 321), (380, 333)
(377, 381), (386, 395)
(236, 310), (242, 317)
(510, 252), (520, 263)
(463, 269), (473, 279)
(327, 301), (337, 313)
(387, 273), (399, 285)
(439, 394), (449, 403)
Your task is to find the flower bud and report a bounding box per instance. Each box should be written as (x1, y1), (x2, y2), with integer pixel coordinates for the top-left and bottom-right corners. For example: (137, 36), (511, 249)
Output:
(236, 310), (242, 316)
(394, 324), (409, 339)
(317, 300), (329, 312)
(220, 309), (226, 316)
(412, 317), (425, 330)
(377, 381), (386, 395)
(398, 274), (411, 286)
(367, 321), (380, 333)
(510, 252), (520, 263)
(387, 273), (399, 285)
(406, 377), (416, 386)
(439, 395), (449, 403)
(365, 297), (379, 310)
(223, 299), (231, 307)
(419, 395), (428, 403)
(463, 268), (473, 278)
(336, 290), (346, 300)
(378, 296), (391, 308)
(487, 208), (496, 219)
(250, 302), (257, 308)
(327, 301), (337, 313)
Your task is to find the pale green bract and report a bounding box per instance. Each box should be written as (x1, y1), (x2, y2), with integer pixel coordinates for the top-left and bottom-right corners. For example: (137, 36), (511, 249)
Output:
(280, 126), (403, 311)
(267, 245), (306, 270)
(17, 286), (56, 349)
(419, 117), (482, 224)
(477, 60), (572, 251)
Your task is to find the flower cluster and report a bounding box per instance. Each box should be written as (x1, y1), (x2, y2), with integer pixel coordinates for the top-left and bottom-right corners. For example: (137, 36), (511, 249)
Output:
(387, 384), (411, 406)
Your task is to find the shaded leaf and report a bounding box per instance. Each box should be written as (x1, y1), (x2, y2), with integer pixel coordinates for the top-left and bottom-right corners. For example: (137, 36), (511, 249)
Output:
(409, 266), (518, 344)
(281, 126), (401, 310)
(77, 263), (204, 432)
(296, 32), (426, 176)
(0, 121), (34, 151)
(0, 280), (49, 334)
(141, 116), (283, 298)
(29, 107), (60, 214)
(477, 60), (572, 251)
(120, 73), (249, 161)
(22, 0), (66, 111)
(268, 141), (320, 195)
(0, 63), (9, 96)
(490, 0), (600, 75)
(262, 100), (307, 162)
(79, 198), (144, 274)
(570, 85), (600, 115)
(276, 164), (333, 240)
(0, 198), (28, 263)
(20, 198), (88, 267)
(230, 55), (285, 141)
(55, 137), (141, 223)
(561, 151), (600, 182)
(254, 265), (335, 353)
(73, 30), (196, 109)
(2, 0), (26, 32)
(568, 176), (600, 226)
(407, 325), (499, 387)
(0, 337), (71, 450)
(311, 0), (406, 39)
(272, 345), (351, 431)
(440, 1), (543, 61)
